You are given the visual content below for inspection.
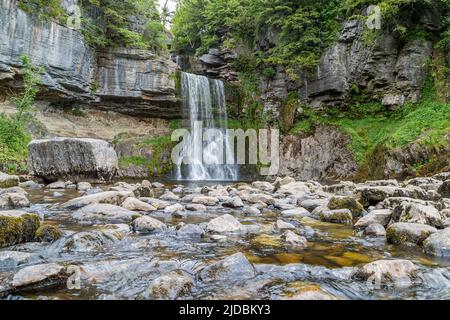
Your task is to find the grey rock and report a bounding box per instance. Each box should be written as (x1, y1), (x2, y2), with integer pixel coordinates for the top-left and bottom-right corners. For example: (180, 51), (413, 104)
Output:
(0, 172), (19, 188)
(72, 204), (139, 224)
(132, 216), (166, 234)
(28, 138), (118, 183)
(12, 263), (68, 290)
(354, 260), (419, 288)
(46, 181), (66, 189)
(282, 230), (308, 248)
(355, 209), (392, 228)
(121, 197), (156, 212)
(423, 228), (450, 258)
(319, 209), (353, 225)
(281, 207), (310, 217)
(363, 223), (386, 237)
(438, 180), (450, 198)
(199, 252), (256, 282)
(62, 191), (133, 209)
(386, 222), (437, 246)
(177, 224), (205, 239)
(206, 214), (243, 233)
(395, 201), (443, 228)
(142, 270), (194, 300)
(0, 251), (35, 270)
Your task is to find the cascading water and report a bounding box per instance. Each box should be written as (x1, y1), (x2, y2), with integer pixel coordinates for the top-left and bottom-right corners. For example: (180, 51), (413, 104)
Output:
(174, 72), (239, 181)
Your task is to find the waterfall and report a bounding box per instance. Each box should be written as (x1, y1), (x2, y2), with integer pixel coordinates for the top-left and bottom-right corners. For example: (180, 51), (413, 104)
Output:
(174, 72), (239, 181)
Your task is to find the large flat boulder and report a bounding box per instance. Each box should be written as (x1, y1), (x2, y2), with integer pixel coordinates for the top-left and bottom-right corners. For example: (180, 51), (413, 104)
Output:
(28, 138), (118, 183)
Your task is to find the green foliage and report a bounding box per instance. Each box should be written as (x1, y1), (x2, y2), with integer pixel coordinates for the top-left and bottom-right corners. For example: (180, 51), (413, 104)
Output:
(18, 0), (67, 24)
(290, 79), (450, 165)
(0, 55), (41, 172)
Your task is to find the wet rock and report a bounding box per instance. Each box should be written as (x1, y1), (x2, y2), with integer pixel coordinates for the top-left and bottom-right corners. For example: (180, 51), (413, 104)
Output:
(206, 214), (243, 233)
(247, 194), (274, 205)
(282, 231), (308, 248)
(199, 252), (256, 282)
(356, 186), (430, 207)
(177, 224), (205, 239)
(160, 191), (179, 201)
(19, 181), (42, 189)
(0, 193), (30, 209)
(299, 198), (329, 211)
(142, 270), (194, 300)
(185, 203), (207, 211)
(12, 263), (68, 290)
(319, 209), (353, 225)
(285, 283), (339, 300)
(328, 196), (364, 217)
(281, 207), (310, 217)
(52, 229), (124, 253)
(0, 251), (35, 270)
(395, 202), (443, 228)
(192, 196), (219, 206)
(0, 172), (19, 188)
(275, 220), (296, 231)
(354, 209), (392, 228)
(152, 182), (165, 188)
(354, 260), (419, 288)
(28, 138), (118, 183)
(438, 180), (450, 198)
(77, 182), (92, 191)
(46, 181), (66, 189)
(386, 222), (437, 246)
(423, 228), (450, 258)
(164, 203), (184, 214)
(363, 223), (386, 237)
(0, 211), (40, 248)
(132, 216), (166, 234)
(35, 225), (63, 243)
(139, 198), (170, 209)
(223, 196), (244, 208)
(62, 191), (134, 209)
(121, 197), (156, 212)
(72, 204), (140, 225)
(243, 206), (261, 216)
(252, 181), (275, 192)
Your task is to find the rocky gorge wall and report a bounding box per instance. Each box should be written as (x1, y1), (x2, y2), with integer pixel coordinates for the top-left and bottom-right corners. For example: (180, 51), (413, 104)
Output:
(0, 0), (180, 118)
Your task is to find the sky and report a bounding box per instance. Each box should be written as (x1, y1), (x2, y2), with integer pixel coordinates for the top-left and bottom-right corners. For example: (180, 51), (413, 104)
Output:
(158, 0), (177, 14)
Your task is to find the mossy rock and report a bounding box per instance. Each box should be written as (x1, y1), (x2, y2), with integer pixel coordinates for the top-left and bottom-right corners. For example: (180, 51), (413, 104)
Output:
(328, 196), (365, 217)
(0, 213), (40, 248)
(35, 225), (63, 243)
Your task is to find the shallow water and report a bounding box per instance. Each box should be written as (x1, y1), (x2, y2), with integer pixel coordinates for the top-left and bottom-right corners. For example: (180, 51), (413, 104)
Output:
(1, 182), (449, 300)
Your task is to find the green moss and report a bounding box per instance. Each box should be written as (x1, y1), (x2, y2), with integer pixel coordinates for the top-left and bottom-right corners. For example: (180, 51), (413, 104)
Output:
(35, 225), (63, 243)
(328, 197), (364, 216)
(0, 214), (40, 248)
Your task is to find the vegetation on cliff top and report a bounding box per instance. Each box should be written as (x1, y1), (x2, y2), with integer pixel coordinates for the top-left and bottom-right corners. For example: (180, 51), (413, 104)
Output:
(18, 0), (168, 52)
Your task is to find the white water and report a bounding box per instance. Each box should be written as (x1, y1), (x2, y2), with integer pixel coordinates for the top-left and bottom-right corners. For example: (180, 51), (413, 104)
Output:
(175, 72), (239, 181)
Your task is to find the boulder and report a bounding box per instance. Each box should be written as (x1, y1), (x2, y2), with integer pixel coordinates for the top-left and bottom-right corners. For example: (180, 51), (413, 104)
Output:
(243, 206), (261, 216)
(222, 196), (244, 208)
(327, 196), (364, 217)
(206, 214), (243, 233)
(356, 186), (430, 207)
(252, 181), (275, 192)
(160, 191), (179, 201)
(28, 138), (118, 183)
(121, 197), (156, 212)
(77, 182), (92, 191)
(192, 196), (219, 206)
(0, 193), (30, 209)
(299, 198), (329, 211)
(12, 263), (68, 290)
(139, 198), (170, 209)
(132, 216), (166, 234)
(363, 223), (386, 237)
(0, 211), (40, 248)
(35, 225), (63, 243)
(275, 220), (296, 231)
(142, 270), (194, 300)
(281, 207), (310, 217)
(164, 203), (184, 214)
(0, 172), (19, 188)
(185, 203), (207, 211)
(52, 229), (125, 253)
(72, 204), (140, 225)
(395, 202), (443, 228)
(386, 222), (437, 246)
(199, 252), (256, 282)
(281, 231), (308, 248)
(354, 260), (419, 288)
(423, 228), (450, 258)
(45, 181), (66, 189)
(319, 209), (353, 225)
(354, 209), (392, 228)
(62, 191), (133, 209)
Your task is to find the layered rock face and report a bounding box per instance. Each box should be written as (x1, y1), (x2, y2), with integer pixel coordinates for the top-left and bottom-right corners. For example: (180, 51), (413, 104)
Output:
(298, 21), (433, 110)
(0, 0), (180, 118)
(96, 49), (179, 118)
(28, 138), (118, 182)
(279, 125), (358, 180)
(0, 0), (95, 101)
